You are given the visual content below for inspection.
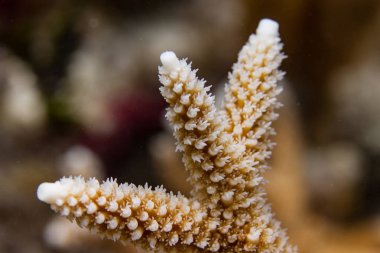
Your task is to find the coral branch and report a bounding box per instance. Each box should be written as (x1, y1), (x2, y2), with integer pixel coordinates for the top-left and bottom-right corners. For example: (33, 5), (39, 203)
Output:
(38, 177), (206, 252)
(223, 19), (285, 145)
(159, 50), (238, 205)
(37, 19), (296, 253)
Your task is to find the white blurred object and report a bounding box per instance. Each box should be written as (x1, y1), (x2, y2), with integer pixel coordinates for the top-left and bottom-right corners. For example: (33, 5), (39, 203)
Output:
(44, 217), (96, 249)
(330, 13), (380, 150)
(332, 59), (380, 149)
(306, 142), (363, 218)
(58, 145), (104, 179)
(0, 48), (46, 134)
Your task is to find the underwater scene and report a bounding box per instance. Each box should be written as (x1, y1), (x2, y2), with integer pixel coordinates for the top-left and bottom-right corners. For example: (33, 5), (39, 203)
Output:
(0, 1), (379, 252)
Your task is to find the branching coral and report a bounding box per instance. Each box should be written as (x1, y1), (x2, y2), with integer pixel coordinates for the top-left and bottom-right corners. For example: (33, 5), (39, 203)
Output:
(37, 19), (295, 253)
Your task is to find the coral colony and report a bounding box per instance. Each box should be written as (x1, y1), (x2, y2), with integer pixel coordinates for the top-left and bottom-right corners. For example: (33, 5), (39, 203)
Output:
(37, 19), (296, 252)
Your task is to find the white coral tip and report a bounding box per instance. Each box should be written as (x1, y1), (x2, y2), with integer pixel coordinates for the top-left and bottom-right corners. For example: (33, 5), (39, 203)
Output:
(160, 51), (180, 72)
(256, 19), (279, 38)
(37, 182), (68, 203)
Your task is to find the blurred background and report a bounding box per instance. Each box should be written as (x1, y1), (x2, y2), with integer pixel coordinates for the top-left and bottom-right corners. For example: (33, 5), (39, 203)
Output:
(0, 0), (379, 252)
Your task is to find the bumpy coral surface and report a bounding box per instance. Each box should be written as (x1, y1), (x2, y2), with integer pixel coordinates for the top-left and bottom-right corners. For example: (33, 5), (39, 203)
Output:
(37, 19), (295, 253)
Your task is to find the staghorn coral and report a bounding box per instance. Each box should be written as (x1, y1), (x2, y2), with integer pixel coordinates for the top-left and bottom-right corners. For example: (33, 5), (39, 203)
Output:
(37, 19), (295, 253)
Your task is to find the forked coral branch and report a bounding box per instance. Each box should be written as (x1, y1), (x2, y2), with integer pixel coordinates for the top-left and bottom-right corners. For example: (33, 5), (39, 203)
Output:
(37, 19), (295, 253)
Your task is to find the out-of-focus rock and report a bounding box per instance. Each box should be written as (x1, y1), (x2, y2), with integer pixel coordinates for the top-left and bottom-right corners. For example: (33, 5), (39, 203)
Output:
(58, 145), (104, 179)
(44, 216), (95, 249)
(328, 7), (380, 151)
(0, 47), (46, 137)
(331, 56), (380, 151)
(306, 142), (363, 219)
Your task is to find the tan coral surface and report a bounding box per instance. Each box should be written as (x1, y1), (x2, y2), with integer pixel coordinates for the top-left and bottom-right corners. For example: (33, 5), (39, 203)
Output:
(37, 19), (295, 253)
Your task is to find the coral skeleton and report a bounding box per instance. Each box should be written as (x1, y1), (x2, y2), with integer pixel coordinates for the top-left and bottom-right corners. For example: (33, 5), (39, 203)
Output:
(37, 19), (295, 252)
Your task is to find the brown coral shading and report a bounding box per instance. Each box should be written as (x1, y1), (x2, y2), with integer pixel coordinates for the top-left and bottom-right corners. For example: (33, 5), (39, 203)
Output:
(37, 19), (295, 253)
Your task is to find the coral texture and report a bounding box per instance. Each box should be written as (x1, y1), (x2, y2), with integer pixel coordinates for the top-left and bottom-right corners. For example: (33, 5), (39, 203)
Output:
(37, 19), (295, 253)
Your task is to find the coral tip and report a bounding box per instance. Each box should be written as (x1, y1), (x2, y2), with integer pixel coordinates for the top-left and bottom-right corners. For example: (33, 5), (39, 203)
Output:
(256, 18), (279, 38)
(160, 51), (180, 72)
